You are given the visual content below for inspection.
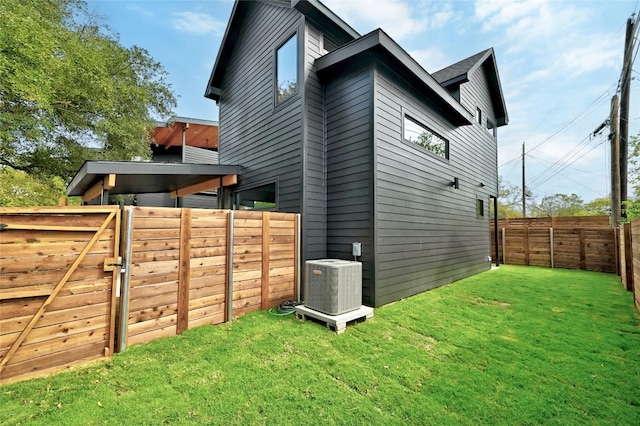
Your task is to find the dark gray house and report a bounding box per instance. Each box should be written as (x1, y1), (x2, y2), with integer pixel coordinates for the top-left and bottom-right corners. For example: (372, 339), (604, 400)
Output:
(205, 0), (508, 306)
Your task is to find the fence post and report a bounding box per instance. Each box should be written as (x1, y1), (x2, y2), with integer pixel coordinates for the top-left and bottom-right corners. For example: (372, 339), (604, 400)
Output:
(502, 227), (506, 264)
(226, 210), (235, 322)
(261, 212), (270, 309)
(550, 227), (554, 268)
(624, 223), (634, 291)
(176, 208), (192, 334)
(524, 226), (530, 266)
(296, 213), (302, 303)
(118, 207), (134, 353)
(579, 229), (586, 270)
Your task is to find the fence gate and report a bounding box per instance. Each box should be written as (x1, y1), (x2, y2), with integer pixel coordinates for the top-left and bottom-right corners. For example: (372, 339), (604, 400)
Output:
(0, 207), (121, 384)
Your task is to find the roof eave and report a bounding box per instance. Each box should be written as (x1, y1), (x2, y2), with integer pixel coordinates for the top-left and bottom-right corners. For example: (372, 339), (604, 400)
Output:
(317, 29), (473, 126)
(292, 0), (360, 40)
(204, 0), (244, 101)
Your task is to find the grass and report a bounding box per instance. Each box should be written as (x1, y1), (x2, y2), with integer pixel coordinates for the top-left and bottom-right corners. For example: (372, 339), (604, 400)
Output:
(1, 265), (640, 425)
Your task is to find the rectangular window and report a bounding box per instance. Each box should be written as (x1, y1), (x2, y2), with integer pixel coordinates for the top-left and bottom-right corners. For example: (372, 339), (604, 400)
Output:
(403, 115), (448, 159)
(486, 119), (496, 137)
(476, 199), (485, 217)
(322, 35), (338, 54)
(276, 33), (298, 105)
(476, 107), (482, 125)
(234, 182), (277, 210)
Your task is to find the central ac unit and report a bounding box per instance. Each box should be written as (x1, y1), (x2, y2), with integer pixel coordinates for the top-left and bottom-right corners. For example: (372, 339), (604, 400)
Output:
(304, 259), (361, 315)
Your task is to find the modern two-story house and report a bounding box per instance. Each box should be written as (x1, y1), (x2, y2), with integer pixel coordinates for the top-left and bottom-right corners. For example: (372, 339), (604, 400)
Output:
(205, 0), (508, 306)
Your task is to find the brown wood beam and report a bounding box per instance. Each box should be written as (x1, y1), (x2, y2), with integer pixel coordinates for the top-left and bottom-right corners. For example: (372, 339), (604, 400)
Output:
(83, 174), (116, 203)
(171, 175), (238, 198)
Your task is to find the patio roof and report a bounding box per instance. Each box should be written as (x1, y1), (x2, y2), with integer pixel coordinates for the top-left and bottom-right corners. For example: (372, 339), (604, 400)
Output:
(67, 161), (240, 203)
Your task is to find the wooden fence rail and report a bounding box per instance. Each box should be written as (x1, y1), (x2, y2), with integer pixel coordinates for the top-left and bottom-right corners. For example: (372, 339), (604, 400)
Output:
(490, 216), (617, 273)
(0, 206), (299, 384)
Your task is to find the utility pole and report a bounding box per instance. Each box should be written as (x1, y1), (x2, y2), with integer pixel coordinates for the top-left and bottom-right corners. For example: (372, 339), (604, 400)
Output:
(611, 95), (621, 228)
(522, 142), (526, 218)
(619, 16), (636, 214)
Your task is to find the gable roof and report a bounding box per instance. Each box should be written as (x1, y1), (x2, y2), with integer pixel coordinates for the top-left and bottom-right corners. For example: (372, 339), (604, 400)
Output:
(433, 48), (508, 127)
(316, 29), (473, 126)
(204, 0), (359, 102)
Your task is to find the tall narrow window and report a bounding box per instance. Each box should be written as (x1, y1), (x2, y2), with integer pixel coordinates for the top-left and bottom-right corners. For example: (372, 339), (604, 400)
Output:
(476, 107), (482, 125)
(476, 199), (485, 217)
(403, 115), (449, 159)
(486, 119), (496, 137)
(276, 34), (298, 104)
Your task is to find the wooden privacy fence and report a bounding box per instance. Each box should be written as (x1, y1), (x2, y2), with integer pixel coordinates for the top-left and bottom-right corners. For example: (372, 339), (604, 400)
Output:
(0, 207), (121, 384)
(124, 207), (299, 348)
(490, 216), (617, 273)
(0, 206), (299, 384)
(618, 220), (640, 312)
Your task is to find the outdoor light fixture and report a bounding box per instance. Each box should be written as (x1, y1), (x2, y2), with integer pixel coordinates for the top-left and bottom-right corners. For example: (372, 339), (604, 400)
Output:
(449, 177), (460, 189)
(479, 182), (485, 187)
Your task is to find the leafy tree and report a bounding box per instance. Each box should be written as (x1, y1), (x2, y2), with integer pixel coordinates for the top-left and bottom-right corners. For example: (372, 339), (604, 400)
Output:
(623, 132), (640, 221)
(583, 197), (610, 216)
(629, 132), (640, 199)
(495, 176), (524, 218)
(0, 0), (175, 183)
(0, 166), (80, 206)
(531, 193), (585, 217)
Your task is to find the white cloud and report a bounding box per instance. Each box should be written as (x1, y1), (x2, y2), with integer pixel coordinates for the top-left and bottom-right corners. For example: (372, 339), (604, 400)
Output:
(126, 4), (154, 18)
(171, 12), (225, 35)
(409, 47), (451, 72)
(322, 0), (456, 41)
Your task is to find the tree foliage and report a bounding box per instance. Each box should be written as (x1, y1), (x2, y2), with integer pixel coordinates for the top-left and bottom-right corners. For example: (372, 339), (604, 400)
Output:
(495, 176), (524, 218)
(0, 0), (176, 183)
(0, 166), (80, 206)
(531, 193), (586, 217)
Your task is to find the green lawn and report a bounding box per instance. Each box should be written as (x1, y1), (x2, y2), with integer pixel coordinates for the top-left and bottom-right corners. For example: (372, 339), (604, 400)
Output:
(2, 266), (639, 425)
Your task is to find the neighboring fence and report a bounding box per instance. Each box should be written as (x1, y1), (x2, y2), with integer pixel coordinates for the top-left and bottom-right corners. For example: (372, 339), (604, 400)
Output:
(490, 216), (617, 273)
(633, 220), (640, 312)
(0, 207), (121, 384)
(619, 219), (639, 312)
(0, 206), (299, 384)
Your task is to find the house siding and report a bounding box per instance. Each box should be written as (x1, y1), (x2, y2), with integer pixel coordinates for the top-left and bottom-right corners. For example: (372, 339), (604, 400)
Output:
(325, 65), (375, 305)
(302, 22), (327, 260)
(373, 62), (495, 306)
(217, 2), (303, 213)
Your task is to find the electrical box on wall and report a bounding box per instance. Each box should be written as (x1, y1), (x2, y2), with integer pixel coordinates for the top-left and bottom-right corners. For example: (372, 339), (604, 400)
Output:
(352, 242), (362, 257)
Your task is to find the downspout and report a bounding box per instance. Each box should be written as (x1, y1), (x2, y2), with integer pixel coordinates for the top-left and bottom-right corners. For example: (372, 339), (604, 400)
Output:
(493, 196), (499, 267)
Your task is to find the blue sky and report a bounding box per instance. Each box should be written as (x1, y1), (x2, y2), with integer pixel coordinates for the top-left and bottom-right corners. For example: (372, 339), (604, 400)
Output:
(89, 0), (639, 203)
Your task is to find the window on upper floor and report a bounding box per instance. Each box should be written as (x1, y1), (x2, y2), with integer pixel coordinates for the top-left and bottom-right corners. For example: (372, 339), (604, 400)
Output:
(276, 33), (298, 105)
(486, 119), (496, 137)
(403, 115), (449, 159)
(476, 107), (482, 125)
(322, 35), (338, 54)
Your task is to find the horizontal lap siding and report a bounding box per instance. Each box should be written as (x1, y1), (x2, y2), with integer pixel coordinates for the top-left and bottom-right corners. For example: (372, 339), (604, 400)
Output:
(373, 64), (496, 306)
(303, 23), (327, 261)
(218, 2), (302, 212)
(325, 67), (374, 304)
